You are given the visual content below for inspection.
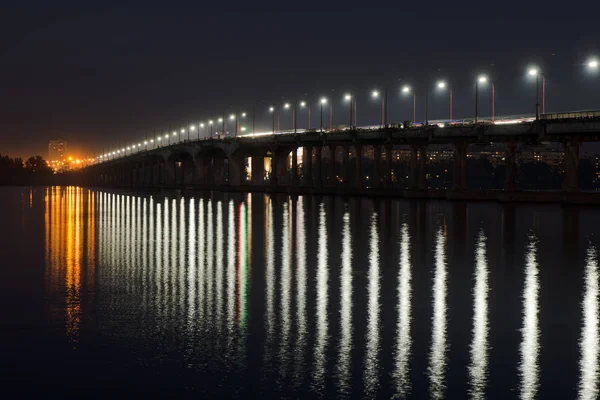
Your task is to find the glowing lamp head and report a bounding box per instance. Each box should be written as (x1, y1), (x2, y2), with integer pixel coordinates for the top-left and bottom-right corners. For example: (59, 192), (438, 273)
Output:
(528, 68), (539, 76)
(241, 112), (246, 117)
(284, 103), (290, 109)
(190, 125), (195, 130)
(230, 114), (235, 120)
(209, 120), (213, 124)
(180, 129), (184, 133)
(150, 139), (154, 143)
(478, 75), (487, 83)
(437, 81), (446, 89)
(372, 90), (379, 98)
(402, 85), (411, 93)
(157, 137), (161, 141)
(218, 118), (223, 122)
(127, 146), (130, 150)
(269, 106), (274, 112)
(588, 59), (599, 69)
(300, 101), (306, 107)
(144, 141), (148, 145)
(200, 123), (204, 127)
(172, 131), (177, 136)
(164, 134), (168, 139)
(344, 94), (352, 101)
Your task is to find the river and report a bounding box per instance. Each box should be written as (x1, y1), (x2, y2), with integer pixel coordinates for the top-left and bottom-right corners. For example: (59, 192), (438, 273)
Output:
(1, 186), (598, 399)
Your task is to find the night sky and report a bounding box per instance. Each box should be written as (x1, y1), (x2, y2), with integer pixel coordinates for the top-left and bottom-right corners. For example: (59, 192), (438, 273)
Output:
(1, 1), (598, 159)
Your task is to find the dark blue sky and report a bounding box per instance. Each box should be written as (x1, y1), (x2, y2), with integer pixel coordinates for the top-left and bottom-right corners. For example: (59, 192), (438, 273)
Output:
(1, 1), (598, 158)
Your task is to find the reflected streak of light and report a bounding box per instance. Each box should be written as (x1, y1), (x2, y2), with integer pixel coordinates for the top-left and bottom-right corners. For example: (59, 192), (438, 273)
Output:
(579, 245), (599, 400)
(198, 199), (205, 322)
(469, 230), (489, 400)
(312, 203), (328, 393)
(238, 202), (248, 328)
(171, 199), (177, 319)
(428, 225), (448, 400)
(155, 203), (163, 317)
(142, 198), (148, 310)
(279, 200), (292, 373)
(206, 200), (214, 323)
(227, 200), (236, 336)
(294, 196), (308, 384)
(216, 201), (224, 333)
(187, 198), (197, 327)
(519, 234), (540, 400)
(65, 187), (82, 344)
(338, 212), (353, 395)
(364, 213), (381, 397)
(179, 198), (186, 317)
(393, 222), (412, 398)
(265, 199), (275, 336)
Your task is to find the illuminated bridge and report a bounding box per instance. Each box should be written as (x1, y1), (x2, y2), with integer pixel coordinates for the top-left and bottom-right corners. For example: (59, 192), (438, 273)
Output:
(83, 115), (600, 202)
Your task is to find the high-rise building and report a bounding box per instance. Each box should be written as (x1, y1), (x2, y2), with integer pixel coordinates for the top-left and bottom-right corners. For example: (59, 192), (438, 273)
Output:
(48, 139), (67, 162)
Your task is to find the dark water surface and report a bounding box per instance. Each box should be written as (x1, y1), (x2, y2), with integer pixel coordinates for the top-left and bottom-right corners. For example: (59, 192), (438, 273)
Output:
(1, 186), (599, 398)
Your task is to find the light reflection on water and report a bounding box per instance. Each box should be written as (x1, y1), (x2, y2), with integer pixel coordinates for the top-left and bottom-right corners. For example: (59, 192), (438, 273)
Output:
(30, 187), (600, 397)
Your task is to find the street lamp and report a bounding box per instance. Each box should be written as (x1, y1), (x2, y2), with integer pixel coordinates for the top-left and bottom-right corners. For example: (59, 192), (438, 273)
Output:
(402, 85), (416, 124)
(437, 80), (453, 122)
(208, 120), (213, 137)
(320, 98), (327, 132)
(588, 58), (599, 70)
(475, 75), (488, 123)
(372, 89), (387, 127)
(528, 67), (545, 119)
(299, 101), (310, 130)
(229, 114), (237, 137)
(344, 93), (355, 128)
(269, 106), (275, 134)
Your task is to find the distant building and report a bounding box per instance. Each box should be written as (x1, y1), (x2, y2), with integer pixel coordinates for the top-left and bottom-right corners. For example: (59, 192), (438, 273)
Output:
(48, 139), (67, 162)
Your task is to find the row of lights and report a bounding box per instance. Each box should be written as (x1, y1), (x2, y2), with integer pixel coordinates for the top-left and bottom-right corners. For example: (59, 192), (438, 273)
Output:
(97, 58), (599, 162)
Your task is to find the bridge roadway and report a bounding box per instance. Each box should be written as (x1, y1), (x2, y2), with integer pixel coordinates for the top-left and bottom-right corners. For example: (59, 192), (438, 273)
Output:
(84, 118), (600, 203)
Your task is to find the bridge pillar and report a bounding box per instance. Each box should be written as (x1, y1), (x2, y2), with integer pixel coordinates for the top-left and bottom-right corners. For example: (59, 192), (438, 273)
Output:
(270, 150), (281, 186)
(341, 145), (350, 184)
(418, 145), (427, 190)
(563, 139), (580, 192)
(214, 158), (226, 185)
(291, 147), (298, 187)
(228, 154), (244, 186)
(163, 161), (176, 187)
(504, 142), (517, 191)
(303, 146), (312, 186)
(251, 155), (263, 185)
(355, 144), (363, 187)
(373, 145), (382, 188)
(452, 142), (468, 191)
(409, 144), (419, 189)
(327, 145), (336, 186)
(314, 146), (322, 187)
(385, 144), (393, 187)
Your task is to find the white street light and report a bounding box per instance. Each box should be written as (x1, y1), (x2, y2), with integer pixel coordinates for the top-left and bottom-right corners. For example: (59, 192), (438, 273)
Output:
(402, 85), (411, 93)
(172, 131), (177, 136)
(284, 103), (290, 109)
(209, 120), (213, 124)
(218, 118), (223, 123)
(344, 94), (352, 101)
(157, 137), (161, 141)
(230, 114), (235, 120)
(372, 90), (379, 98)
(144, 141), (148, 145)
(528, 68), (539, 76)
(200, 123), (205, 127)
(588, 58), (599, 69)
(320, 98), (327, 104)
(478, 75), (488, 83)
(300, 101), (306, 107)
(190, 125), (195, 130)
(241, 112), (246, 117)
(437, 81), (446, 89)
(164, 134), (168, 139)
(269, 106), (275, 112)
(150, 139), (154, 143)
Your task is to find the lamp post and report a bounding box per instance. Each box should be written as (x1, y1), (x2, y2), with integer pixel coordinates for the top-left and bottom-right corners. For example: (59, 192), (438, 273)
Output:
(372, 90), (386, 127)
(437, 81), (453, 122)
(402, 85), (416, 123)
(284, 103), (291, 132)
(475, 75), (488, 123)
(528, 67), (545, 120)
(219, 116), (224, 137)
(344, 93), (354, 128)
(230, 114), (236, 137)
(269, 106), (275, 134)
(209, 120), (214, 138)
(299, 101), (309, 130)
(320, 98), (327, 132)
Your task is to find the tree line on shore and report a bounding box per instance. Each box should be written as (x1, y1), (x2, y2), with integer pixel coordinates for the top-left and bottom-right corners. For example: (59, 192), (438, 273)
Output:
(0, 154), (53, 184)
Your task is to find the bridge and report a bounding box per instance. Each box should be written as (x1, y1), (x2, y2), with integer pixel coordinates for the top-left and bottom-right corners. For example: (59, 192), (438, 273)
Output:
(83, 116), (600, 203)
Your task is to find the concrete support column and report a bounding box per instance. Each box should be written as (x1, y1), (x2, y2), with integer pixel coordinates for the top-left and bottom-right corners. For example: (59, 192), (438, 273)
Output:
(373, 145), (382, 188)
(418, 145), (427, 190)
(563, 139), (580, 192)
(452, 142), (467, 191)
(341, 145), (350, 184)
(212, 158), (225, 185)
(228, 154), (244, 186)
(291, 147), (298, 187)
(314, 146), (322, 187)
(163, 161), (176, 187)
(355, 144), (363, 187)
(193, 158), (205, 185)
(303, 146), (312, 186)
(270, 150), (279, 186)
(327, 145), (336, 186)
(251, 155), (263, 185)
(504, 143), (517, 191)
(384, 144), (393, 187)
(409, 144), (419, 189)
